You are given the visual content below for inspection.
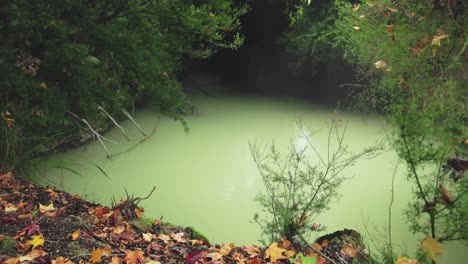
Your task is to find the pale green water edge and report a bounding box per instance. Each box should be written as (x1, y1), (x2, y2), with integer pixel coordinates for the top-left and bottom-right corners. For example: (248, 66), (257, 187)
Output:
(36, 96), (467, 263)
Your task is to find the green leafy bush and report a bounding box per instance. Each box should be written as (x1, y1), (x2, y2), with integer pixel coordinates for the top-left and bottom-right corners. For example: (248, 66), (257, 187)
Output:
(0, 0), (247, 169)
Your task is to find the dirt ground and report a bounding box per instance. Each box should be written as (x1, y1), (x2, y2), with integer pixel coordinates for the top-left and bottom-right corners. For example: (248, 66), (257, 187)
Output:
(0, 172), (367, 264)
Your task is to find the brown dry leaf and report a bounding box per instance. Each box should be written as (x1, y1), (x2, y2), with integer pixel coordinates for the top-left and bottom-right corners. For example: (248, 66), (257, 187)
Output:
(341, 244), (358, 257)
(157, 233), (171, 243)
(38, 202), (55, 213)
(206, 252), (223, 262)
(438, 184), (454, 205)
(110, 256), (122, 264)
(246, 244), (261, 257)
(113, 225), (126, 235)
(374, 60), (387, 69)
(264, 242), (288, 262)
(432, 33), (449, 46)
(19, 249), (48, 262)
(3, 257), (20, 264)
(386, 24), (394, 33)
(281, 237), (292, 248)
(134, 208), (144, 218)
(143, 232), (156, 242)
(421, 237), (443, 261)
(311, 243), (323, 251)
(219, 244), (232, 256)
(395, 256), (419, 264)
(321, 240), (329, 247)
(52, 256), (75, 264)
(124, 250), (145, 264)
(170, 232), (186, 243)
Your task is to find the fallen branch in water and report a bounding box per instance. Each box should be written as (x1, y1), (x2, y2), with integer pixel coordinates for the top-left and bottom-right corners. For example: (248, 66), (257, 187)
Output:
(109, 129), (156, 158)
(98, 105), (130, 141)
(67, 111), (116, 159)
(122, 108), (146, 137)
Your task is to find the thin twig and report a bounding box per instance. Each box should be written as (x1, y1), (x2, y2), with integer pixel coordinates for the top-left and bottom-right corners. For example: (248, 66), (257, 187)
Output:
(121, 108), (146, 136)
(97, 105), (130, 141)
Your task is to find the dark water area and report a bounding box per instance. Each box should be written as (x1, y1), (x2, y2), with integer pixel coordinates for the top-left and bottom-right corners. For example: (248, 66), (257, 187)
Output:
(183, 0), (356, 106)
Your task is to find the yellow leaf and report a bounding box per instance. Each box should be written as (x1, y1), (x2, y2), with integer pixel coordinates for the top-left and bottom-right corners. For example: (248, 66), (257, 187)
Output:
(353, 26), (361, 31)
(70, 229), (81, 241)
(352, 4), (360, 11)
(5, 204), (18, 212)
(431, 34), (449, 46)
(110, 256), (122, 264)
(264, 242), (288, 262)
(89, 248), (103, 263)
(374, 60), (387, 69)
(209, 12), (215, 17)
(39, 82), (47, 89)
(28, 234), (45, 250)
(432, 48), (437, 57)
(395, 256), (419, 264)
(421, 237), (443, 261)
(38, 202), (55, 214)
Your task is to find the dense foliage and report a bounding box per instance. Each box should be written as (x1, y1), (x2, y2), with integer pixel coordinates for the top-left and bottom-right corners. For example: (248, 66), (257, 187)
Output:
(0, 0), (247, 171)
(283, 0), (467, 262)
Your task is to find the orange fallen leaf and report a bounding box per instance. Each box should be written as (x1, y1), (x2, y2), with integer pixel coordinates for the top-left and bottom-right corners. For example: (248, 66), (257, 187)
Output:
(3, 257), (20, 264)
(341, 244), (358, 257)
(421, 237), (443, 261)
(70, 229), (81, 241)
(124, 250), (145, 264)
(111, 256), (122, 264)
(219, 243), (232, 256)
(89, 248), (103, 263)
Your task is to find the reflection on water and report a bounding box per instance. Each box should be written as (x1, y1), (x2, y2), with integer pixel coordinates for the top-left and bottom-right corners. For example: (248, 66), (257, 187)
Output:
(38, 96), (466, 263)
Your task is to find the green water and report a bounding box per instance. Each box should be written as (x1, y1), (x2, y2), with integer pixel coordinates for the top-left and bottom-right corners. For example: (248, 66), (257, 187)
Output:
(38, 95), (466, 263)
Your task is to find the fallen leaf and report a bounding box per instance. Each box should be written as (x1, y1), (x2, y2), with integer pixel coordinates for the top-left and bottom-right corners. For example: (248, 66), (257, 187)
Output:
(352, 4), (360, 11)
(70, 229), (81, 241)
(341, 244), (358, 257)
(321, 240), (329, 247)
(4, 204), (18, 212)
(431, 33), (449, 46)
(374, 60), (387, 69)
(386, 24), (394, 33)
(421, 237), (443, 261)
(219, 244), (232, 256)
(89, 248), (103, 263)
(38, 202), (55, 213)
(264, 242), (288, 262)
(124, 250), (145, 264)
(353, 26), (361, 31)
(39, 82), (47, 89)
(142, 232), (155, 242)
(134, 207), (144, 218)
(27, 234), (44, 250)
(395, 256), (419, 264)
(3, 257), (20, 264)
(21, 222), (41, 236)
(52, 256), (74, 264)
(110, 256), (122, 264)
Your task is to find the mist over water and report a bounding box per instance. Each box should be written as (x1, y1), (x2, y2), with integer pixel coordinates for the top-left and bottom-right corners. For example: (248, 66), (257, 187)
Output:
(37, 95), (467, 263)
